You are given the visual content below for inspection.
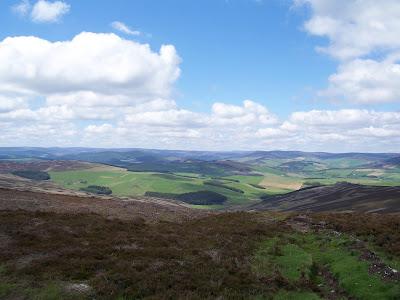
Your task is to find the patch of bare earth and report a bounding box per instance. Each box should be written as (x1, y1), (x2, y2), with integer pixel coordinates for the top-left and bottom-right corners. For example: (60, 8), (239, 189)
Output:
(351, 242), (400, 282)
(316, 266), (354, 300)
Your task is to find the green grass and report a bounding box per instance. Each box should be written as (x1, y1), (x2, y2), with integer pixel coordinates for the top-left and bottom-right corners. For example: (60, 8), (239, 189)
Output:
(31, 283), (65, 300)
(253, 231), (400, 300)
(252, 157), (400, 188)
(0, 282), (15, 298)
(297, 233), (399, 300)
(253, 238), (313, 282)
(49, 169), (265, 206)
(50, 157), (400, 208)
(275, 244), (313, 281)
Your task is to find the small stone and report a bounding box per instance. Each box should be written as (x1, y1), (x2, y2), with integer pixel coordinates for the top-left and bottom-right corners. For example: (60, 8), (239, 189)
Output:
(65, 283), (92, 294)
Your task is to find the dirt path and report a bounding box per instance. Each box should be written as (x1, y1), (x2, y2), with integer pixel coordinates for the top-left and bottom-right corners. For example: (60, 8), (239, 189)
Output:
(316, 266), (354, 300)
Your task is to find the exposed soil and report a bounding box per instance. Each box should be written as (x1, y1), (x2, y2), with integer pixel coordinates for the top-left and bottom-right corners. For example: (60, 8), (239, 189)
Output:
(316, 266), (354, 300)
(353, 244), (400, 282)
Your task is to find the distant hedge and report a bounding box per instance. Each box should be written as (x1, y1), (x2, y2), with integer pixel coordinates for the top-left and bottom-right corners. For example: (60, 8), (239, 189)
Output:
(203, 180), (244, 194)
(302, 181), (322, 187)
(249, 183), (266, 189)
(211, 177), (240, 183)
(81, 185), (112, 195)
(145, 190), (227, 205)
(12, 170), (50, 181)
(176, 191), (227, 205)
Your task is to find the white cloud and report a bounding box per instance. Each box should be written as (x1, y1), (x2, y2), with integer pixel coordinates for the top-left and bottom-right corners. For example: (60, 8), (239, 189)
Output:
(111, 21), (141, 36)
(85, 124), (114, 134)
(0, 32), (181, 102)
(211, 100), (278, 126)
(124, 109), (205, 128)
(255, 127), (291, 138)
(321, 57), (400, 103)
(290, 109), (400, 127)
(0, 29), (399, 151)
(297, 0), (400, 60)
(31, 0), (70, 23)
(296, 0), (400, 103)
(0, 96), (27, 113)
(349, 127), (400, 138)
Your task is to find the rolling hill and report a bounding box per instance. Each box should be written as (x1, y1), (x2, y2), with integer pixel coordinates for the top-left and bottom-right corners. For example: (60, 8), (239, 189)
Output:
(249, 182), (400, 213)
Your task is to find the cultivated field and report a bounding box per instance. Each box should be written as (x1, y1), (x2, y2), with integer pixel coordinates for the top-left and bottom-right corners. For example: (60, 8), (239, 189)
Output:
(1, 149), (400, 209)
(49, 167), (266, 206)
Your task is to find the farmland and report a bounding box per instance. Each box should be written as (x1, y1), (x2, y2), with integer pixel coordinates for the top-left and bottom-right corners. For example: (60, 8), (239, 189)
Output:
(47, 149), (400, 208)
(49, 167), (266, 206)
(1, 148), (400, 209)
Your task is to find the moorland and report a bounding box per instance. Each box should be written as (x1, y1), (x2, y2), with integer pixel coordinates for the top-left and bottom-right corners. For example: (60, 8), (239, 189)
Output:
(0, 147), (399, 299)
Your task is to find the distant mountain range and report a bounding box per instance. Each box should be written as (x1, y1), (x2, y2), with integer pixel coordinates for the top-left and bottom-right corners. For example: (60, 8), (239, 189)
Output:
(0, 147), (398, 162)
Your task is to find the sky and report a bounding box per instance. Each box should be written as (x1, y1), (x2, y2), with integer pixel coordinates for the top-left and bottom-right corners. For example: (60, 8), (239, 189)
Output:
(0, 0), (399, 152)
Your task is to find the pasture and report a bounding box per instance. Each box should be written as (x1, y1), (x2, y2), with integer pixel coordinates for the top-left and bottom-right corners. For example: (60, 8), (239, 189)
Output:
(49, 167), (267, 206)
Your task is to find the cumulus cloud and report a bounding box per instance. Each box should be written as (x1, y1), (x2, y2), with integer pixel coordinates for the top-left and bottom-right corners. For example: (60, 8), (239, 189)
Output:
(321, 57), (400, 103)
(211, 100), (278, 126)
(0, 32), (181, 102)
(296, 0), (400, 60)
(111, 21), (141, 36)
(0, 30), (399, 151)
(296, 0), (400, 103)
(31, 0), (70, 23)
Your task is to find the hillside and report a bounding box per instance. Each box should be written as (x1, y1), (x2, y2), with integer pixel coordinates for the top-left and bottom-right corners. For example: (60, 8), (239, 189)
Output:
(249, 182), (400, 213)
(1, 148), (400, 210)
(0, 188), (398, 299)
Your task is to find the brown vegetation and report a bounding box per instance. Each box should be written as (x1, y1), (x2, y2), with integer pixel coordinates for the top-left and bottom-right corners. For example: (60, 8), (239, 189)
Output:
(0, 160), (93, 173)
(0, 210), (286, 299)
(0, 188), (204, 222)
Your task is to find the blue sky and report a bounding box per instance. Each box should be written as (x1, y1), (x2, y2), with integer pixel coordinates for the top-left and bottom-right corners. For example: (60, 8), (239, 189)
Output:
(1, 0), (334, 116)
(0, 0), (399, 152)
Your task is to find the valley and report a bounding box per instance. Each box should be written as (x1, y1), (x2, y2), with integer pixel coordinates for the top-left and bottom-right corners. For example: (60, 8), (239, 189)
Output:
(0, 148), (399, 299)
(1, 148), (399, 210)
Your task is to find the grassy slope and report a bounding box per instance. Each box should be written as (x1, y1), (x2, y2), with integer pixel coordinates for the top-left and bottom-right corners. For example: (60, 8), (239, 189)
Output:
(49, 156), (400, 208)
(49, 169), (266, 205)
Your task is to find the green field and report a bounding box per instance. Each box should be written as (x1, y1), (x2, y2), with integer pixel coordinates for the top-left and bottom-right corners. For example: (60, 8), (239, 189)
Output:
(49, 156), (400, 208)
(49, 168), (267, 206)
